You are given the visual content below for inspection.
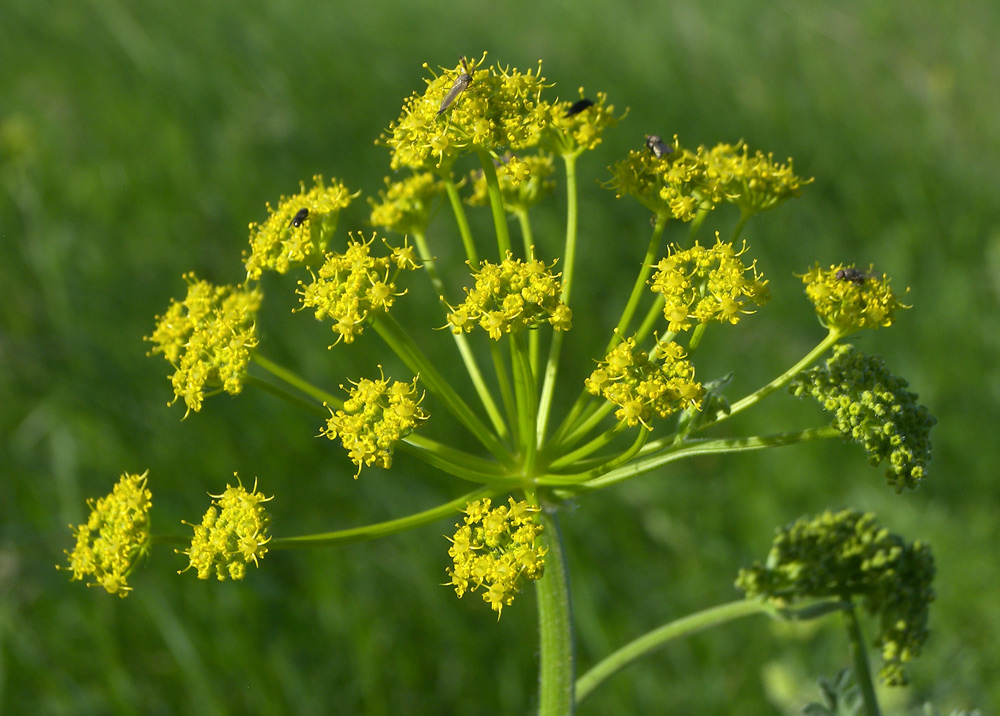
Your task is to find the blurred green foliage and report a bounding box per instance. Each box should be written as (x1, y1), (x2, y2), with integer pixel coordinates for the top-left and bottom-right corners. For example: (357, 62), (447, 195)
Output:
(2, 0), (998, 713)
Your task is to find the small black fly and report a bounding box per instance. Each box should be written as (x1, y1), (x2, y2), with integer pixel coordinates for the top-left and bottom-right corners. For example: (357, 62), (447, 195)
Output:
(290, 208), (309, 228)
(645, 134), (672, 159)
(835, 267), (868, 285)
(437, 57), (473, 116)
(564, 98), (594, 117)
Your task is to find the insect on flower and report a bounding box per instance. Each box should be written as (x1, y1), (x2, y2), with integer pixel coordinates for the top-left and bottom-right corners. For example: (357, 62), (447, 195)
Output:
(836, 267), (869, 285)
(564, 98), (594, 117)
(645, 134), (672, 159)
(290, 208), (309, 227)
(437, 57), (473, 116)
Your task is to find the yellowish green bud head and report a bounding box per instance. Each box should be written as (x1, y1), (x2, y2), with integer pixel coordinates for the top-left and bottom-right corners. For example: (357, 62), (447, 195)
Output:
(322, 369), (429, 476)
(541, 89), (622, 157)
(447, 255), (572, 339)
(790, 344), (936, 492)
(297, 232), (421, 347)
(466, 152), (556, 214)
(649, 236), (770, 332)
(146, 274), (262, 414)
(801, 263), (909, 334)
(736, 509), (935, 686)
(446, 498), (546, 618)
(586, 335), (704, 429)
(62, 471), (152, 597)
(244, 175), (358, 279)
(368, 172), (445, 236)
(181, 475), (272, 581)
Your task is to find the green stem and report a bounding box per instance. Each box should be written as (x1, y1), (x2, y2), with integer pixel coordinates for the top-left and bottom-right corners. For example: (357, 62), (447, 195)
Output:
(542, 427), (840, 490)
(244, 375), (328, 418)
(536, 154), (580, 444)
(516, 209), (542, 379)
(843, 604), (883, 716)
(703, 329), (842, 430)
(547, 421), (625, 471)
(731, 208), (752, 244)
(537, 509), (574, 716)
(373, 314), (512, 466)
(444, 176), (479, 266)
(476, 149), (511, 257)
(251, 354), (341, 407)
(605, 214), (667, 353)
(575, 600), (769, 703)
(398, 434), (518, 485)
(269, 487), (494, 549)
(511, 332), (538, 472)
(411, 230), (509, 441)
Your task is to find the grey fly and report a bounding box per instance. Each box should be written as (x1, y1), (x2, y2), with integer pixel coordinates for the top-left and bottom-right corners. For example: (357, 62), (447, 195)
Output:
(645, 134), (672, 159)
(437, 57), (473, 116)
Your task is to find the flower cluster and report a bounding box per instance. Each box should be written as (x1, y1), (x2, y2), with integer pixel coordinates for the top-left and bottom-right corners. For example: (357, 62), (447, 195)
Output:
(446, 498), (547, 618)
(541, 90), (621, 156)
(181, 477), (272, 581)
(384, 54), (552, 171)
(298, 232), (420, 346)
(649, 237), (770, 333)
(465, 153), (556, 214)
(63, 471), (152, 597)
(790, 344), (935, 492)
(705, 142), (809, 215)
(244, 175), (358, 280)
(736, 509), (935, 686)
(801, 264), (908, 334)
(608, 137), (809, 222)
(368, 172), (446, 236)
(147, 274), (261, 414)
(322, 371), (429, 475)
(585, 336), (703, 429)
(447, 255), (572, 339)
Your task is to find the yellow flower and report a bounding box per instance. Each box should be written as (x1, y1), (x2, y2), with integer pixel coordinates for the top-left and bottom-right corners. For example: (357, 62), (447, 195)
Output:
(368, 172), (445, 235)
(447, 255), (571, 340)
(466, 153), (556, 214)
(541, 90), (623, 157)
(147, 274), (261, 414)
(63, 471), (152, 597)
(298, 232), (420, 346)
(446, 498), (546, 618)
(800, 263), (909, 334)
(322, 370), (429, 476)
(383, 53), (553, 171)
(649, 236), (770, 332)
(586, 336), (703, 429)
(244, 175), (358, 279)
(181, 476), (272, 581)
(705, 142), (810, 215)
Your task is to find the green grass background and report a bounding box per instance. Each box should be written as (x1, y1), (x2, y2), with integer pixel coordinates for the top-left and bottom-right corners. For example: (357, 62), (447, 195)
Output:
(2, 0), (998, 713)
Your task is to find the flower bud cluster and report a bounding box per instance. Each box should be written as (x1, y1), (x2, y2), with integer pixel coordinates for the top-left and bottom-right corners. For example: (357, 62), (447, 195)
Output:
(801, 263), (908, 334)
(244, 175), (358, 279)
(649, 237), (770, 333)
(63, 471), (152, 597)
(298, 232), (420, 346)
(447, 255), (572, 340)
(368, 172), (445, 236)
(147, 274), (261, 414)
(182, 477), (272, 581)
(465, 153), (556, 213)
(790, 344), (935, 492)
(608, 138), (808, 222)
(736, 509), (935, 686)
(446, 498), (546, 618)
(585, 336), (703, 429)
(322, 372), (429, 475)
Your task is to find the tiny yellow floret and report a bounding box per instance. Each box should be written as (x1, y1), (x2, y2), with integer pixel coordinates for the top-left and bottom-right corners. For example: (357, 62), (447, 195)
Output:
(62, 471), (152, 597)
(322, 370), (429, 476)
(181, 475), (272, 581)
(146, 275), (261, 414)
(800, 263), (909, 334)
(446, 498), (546, 618)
